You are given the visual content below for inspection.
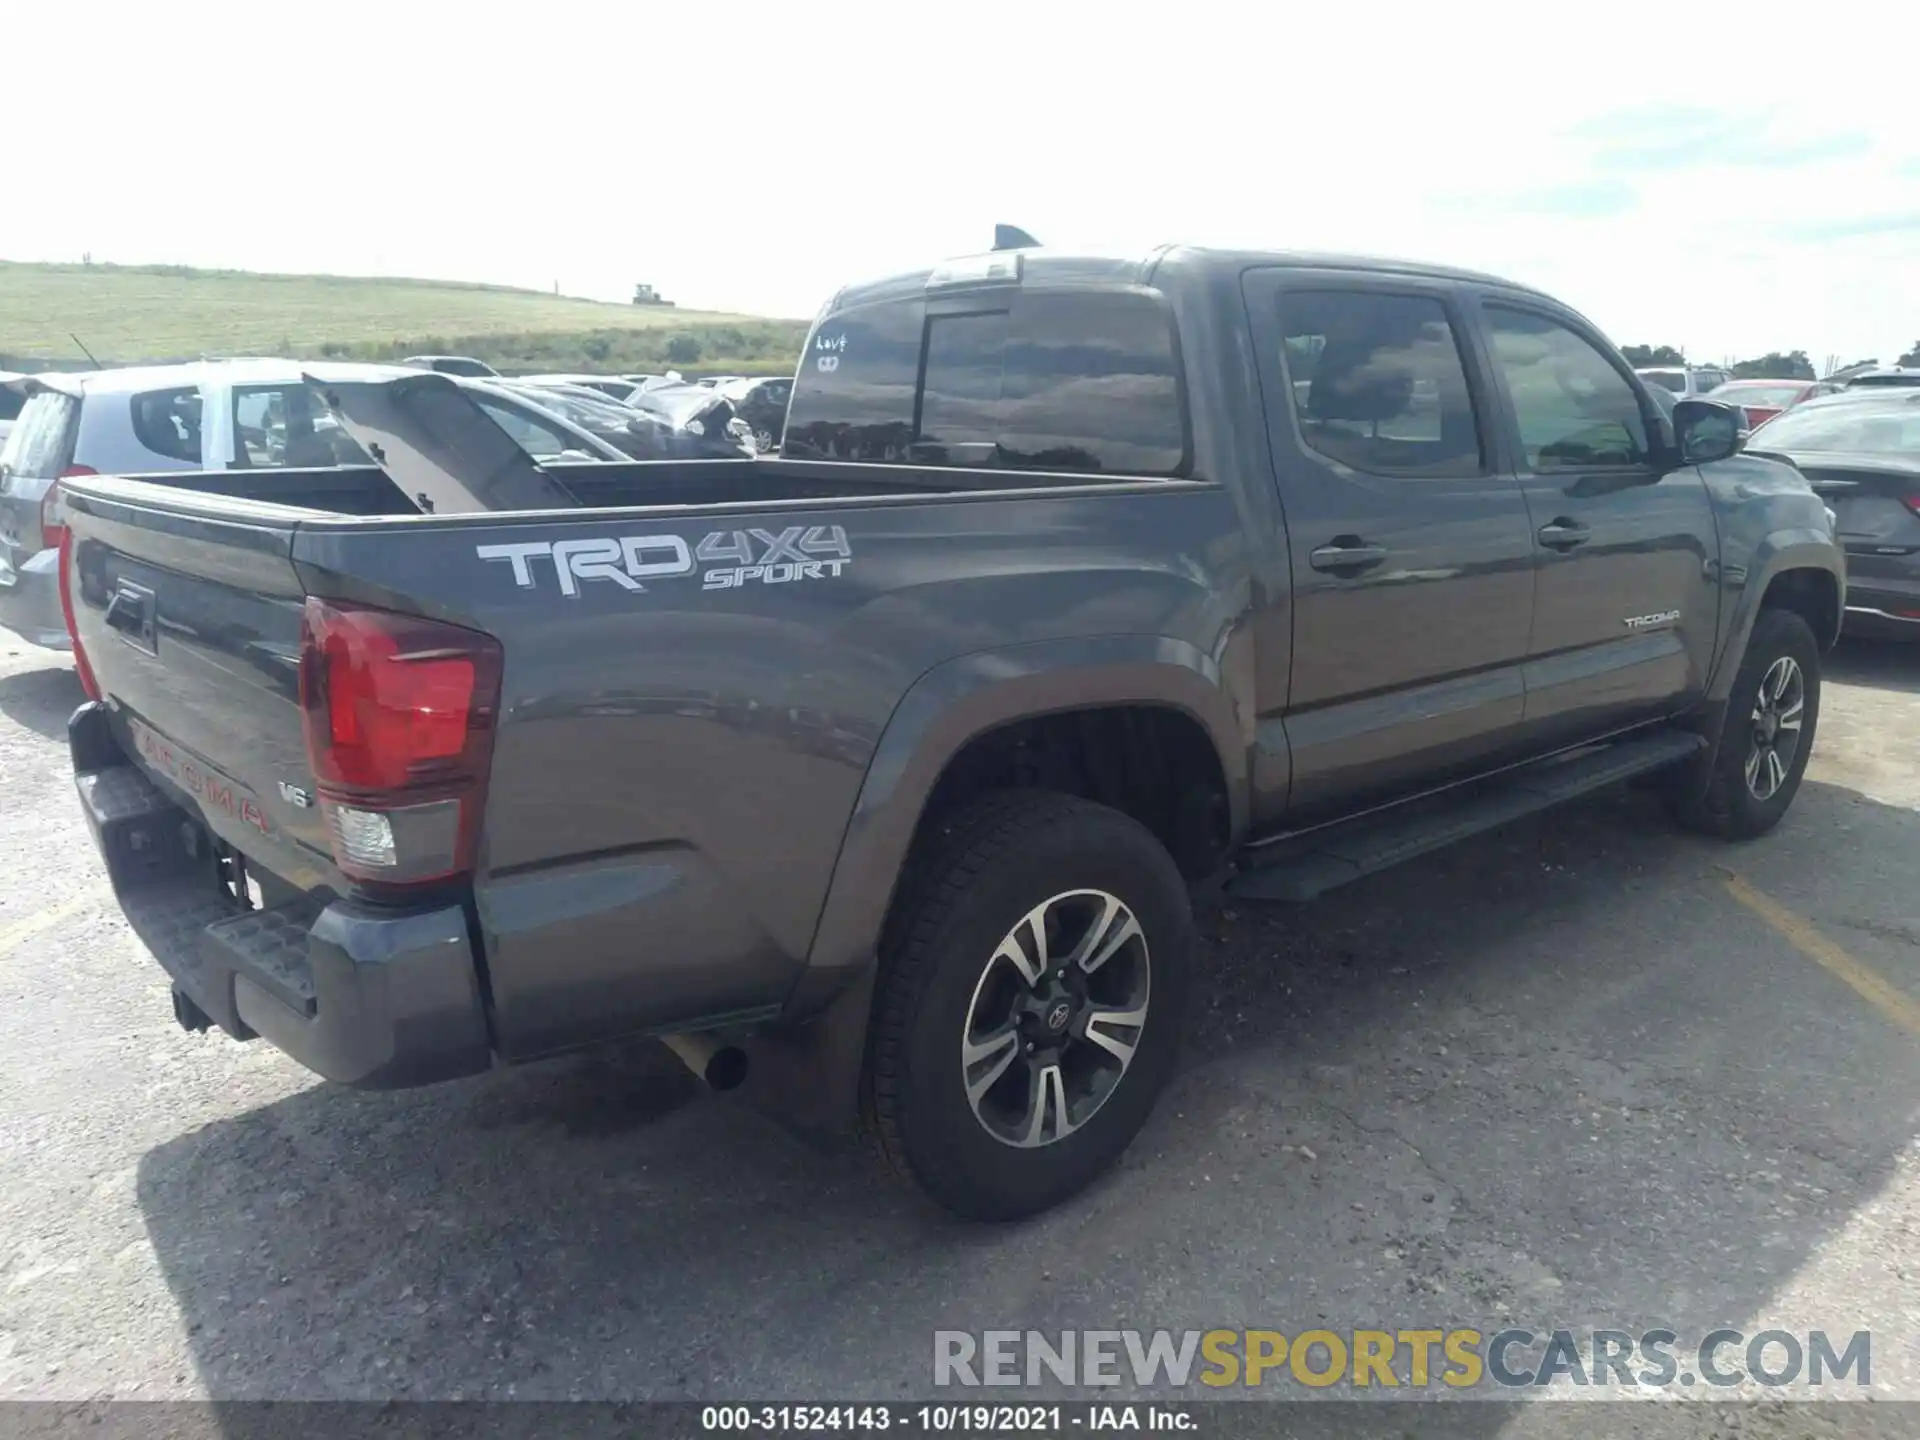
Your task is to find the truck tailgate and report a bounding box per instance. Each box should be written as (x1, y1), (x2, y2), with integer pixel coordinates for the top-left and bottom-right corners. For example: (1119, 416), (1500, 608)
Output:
(62, 480), (337, 892)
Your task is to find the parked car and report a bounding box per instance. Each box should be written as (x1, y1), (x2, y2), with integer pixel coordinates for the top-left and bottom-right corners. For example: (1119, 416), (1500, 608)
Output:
(0, 361), (623, 649)
(1, 361), (316, 650)
(1635, 365), (1731, 399)
(624, 371), (687, 394)
(1840, 366), (1920, 390)
(57, 243), (1841, 1220)
(457, 380), (632, 463)
(511, 372), (643, 403)
(1745, 389), (1920, 640)
(0, 371), (28, 449)
(621, 381), (757, 457)
(491, 380), (749, 460)
(400, 355), (498, 378)
(1711, 378), (1841, 430)
(714, 376), (794, 450)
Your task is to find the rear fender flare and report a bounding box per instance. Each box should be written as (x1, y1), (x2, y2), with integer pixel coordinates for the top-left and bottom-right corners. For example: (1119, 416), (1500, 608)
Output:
(795, 634), (1247, 1012)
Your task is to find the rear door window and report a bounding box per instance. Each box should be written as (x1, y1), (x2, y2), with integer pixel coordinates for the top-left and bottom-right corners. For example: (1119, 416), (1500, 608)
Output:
(233, 383), (370, 468)
(129, 387), (204, 466)
(0, 391), (79, 480)
(1275, 290), (1484, 477)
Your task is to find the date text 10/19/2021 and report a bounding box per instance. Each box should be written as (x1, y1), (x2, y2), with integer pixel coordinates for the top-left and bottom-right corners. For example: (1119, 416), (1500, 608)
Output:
(702, 1407), (1192, 1432)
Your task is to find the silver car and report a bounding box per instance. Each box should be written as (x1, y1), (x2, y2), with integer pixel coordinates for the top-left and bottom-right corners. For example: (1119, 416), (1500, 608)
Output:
(0, 360), (624, 650)
(1635, 365), (1731, 400)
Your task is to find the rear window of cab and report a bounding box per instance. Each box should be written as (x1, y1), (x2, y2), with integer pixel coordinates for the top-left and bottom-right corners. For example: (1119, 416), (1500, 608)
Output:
(783, 287), (1189, 477)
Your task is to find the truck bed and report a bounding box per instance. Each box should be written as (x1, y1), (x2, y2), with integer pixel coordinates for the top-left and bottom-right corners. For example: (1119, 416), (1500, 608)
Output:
(58, 412), (1232, 1076)
(111, 453), (1111, 516)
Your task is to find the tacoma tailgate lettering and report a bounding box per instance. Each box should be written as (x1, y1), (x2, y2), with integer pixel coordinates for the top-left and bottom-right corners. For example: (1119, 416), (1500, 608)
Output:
(127, 717), (272, 836)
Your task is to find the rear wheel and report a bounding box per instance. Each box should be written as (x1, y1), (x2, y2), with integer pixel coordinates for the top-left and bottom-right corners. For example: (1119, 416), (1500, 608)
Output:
(1669, 608), (1821, 839)
(864, 791), (1192, 1220)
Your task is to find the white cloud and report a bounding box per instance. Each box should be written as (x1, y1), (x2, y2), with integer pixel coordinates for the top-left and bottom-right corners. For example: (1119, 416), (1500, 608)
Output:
(6, 0), (1917, 364)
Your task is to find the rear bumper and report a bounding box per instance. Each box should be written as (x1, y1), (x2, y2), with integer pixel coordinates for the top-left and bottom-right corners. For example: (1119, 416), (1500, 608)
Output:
(71, 702), (492, 1088)
(1843, 603), (1920, 640)
(1844, 570), (1920, 641)
(0, 543), (69, 650)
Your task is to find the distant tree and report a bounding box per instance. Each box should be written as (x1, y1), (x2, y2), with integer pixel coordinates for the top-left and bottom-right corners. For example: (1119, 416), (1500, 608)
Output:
(1621, 344), (1685, 367)
(1897, 341), (1920, 368)
(1730, 350), (1816, 381)
(664, 334), (703, 365)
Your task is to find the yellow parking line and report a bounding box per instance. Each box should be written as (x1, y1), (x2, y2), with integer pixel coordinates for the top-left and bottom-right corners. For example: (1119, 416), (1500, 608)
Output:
(1724, 872), (1920, 1037)
(0, 894), (93, 960)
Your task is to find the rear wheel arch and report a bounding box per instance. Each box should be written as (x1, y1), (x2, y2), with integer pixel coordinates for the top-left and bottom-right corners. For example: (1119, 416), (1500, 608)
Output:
(797, 638), (1246, 1005)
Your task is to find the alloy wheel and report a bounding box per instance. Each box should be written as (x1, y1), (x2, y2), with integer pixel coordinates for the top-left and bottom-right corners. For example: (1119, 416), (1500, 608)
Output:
(959, 889), (1151, 1148)
(1745, 655), (1805, 801)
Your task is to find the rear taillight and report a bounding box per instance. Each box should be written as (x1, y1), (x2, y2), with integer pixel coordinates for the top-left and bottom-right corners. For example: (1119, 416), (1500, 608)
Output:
(297, 599), (503, 886)
(40, 466), (93, 548)
(1902, 495), (1920, 520)
(56, 524), (102, 701)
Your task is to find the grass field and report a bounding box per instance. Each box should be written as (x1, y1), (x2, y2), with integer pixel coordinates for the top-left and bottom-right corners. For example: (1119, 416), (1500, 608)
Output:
(0, 261), (809, 374)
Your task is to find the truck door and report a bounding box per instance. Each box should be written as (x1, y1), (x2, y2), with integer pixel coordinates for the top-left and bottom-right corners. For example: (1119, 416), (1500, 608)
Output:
(1242, 269), (1538, 822)
(1471, 300), (1719, 748)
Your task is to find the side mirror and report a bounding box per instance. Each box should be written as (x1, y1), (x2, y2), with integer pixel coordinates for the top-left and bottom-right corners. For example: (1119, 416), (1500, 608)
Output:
(1673, 398), (1744, 465)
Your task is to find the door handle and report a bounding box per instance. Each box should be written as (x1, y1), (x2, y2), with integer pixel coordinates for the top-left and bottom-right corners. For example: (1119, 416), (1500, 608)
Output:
(104, 587), (150, 634)
(1309, 540), (1388, 574)
(1537, 520), (1590, 551)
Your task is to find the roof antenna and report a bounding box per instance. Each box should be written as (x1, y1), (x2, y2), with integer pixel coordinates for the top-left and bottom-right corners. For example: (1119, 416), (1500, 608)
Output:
(69, 333), (102, 369)
(993, 224), (1040, 252)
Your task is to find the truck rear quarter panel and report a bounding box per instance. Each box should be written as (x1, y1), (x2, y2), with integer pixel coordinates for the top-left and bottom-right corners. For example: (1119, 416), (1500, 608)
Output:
(293, 482), (1249, 1058)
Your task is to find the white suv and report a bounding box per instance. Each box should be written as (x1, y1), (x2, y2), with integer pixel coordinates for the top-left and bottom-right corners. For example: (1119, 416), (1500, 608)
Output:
(0, 360), (623, 650)
(1635, 365), (1731, 400)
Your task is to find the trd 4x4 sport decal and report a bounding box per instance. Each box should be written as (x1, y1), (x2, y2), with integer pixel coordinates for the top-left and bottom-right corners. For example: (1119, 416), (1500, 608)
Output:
(477, 525), (853, 598)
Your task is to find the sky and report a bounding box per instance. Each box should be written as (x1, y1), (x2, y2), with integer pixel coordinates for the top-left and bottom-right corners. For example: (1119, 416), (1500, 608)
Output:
(7, 1), (1917, 367)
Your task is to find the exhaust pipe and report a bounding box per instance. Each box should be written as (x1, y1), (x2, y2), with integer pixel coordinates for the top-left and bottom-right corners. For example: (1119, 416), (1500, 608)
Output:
(661, 1031), (749, 1091)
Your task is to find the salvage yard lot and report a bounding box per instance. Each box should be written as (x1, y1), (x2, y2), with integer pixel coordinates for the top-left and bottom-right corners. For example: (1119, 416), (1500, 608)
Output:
(0, 643), (1915, 1427)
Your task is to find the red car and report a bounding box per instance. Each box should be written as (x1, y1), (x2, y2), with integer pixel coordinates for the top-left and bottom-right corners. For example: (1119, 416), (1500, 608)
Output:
(1715, 378), (1839, 430)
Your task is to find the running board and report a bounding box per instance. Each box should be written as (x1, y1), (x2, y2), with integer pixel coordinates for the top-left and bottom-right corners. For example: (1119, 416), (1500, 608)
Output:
(1226, 730), (1706, 904)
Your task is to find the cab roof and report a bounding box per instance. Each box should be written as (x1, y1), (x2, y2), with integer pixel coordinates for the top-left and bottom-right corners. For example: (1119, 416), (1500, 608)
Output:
(822, 243), (1553, 316)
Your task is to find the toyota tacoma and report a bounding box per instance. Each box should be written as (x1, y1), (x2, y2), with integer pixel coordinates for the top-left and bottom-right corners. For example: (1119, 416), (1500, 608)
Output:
(57, 241), (1843, 1219)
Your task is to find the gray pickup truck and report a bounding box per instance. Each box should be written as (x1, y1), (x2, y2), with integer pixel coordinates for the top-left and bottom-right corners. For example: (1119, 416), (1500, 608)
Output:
(59, 242), (1843, 1219)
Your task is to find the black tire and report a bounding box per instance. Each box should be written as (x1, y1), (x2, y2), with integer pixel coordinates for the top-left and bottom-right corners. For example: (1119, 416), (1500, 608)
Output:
(863, 790), (1192, 1221)
(1669, 608), (1821, 840)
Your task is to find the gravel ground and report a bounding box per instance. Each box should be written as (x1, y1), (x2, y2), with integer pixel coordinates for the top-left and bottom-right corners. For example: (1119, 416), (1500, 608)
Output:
(0, 638), (1915, 1433)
